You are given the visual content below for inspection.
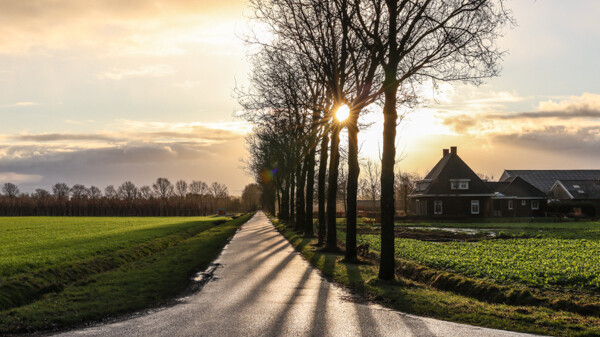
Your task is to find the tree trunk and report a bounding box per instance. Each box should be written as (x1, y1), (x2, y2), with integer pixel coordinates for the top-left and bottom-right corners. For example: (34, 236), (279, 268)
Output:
(326, 125), (341, 251)
(290, 171), (295, 226)
(295, 162), (306, 231)
(345, 119), (359, 262)
(404, 184), (408, 215)
(282, 179), (290, 222)
(317, 132), (329, 245)
(379, 82), (398, 280)
(305, 147), (316, 236)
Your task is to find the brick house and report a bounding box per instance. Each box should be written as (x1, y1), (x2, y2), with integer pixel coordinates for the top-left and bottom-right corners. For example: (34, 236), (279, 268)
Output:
(410, 147), (547, 218)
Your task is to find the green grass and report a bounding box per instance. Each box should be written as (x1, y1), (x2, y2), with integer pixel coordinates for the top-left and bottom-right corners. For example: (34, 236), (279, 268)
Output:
(275, 219), (600, 336)
(0, 214), (252, 334)
(0, 216), (229, 276)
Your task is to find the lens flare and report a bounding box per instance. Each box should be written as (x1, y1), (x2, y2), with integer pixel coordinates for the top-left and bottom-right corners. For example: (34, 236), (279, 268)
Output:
(335, 104), (350, 122)
(260, 168), (278, 183)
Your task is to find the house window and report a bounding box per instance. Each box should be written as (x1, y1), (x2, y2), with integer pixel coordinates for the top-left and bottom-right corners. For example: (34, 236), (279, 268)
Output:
(451, 181), (469, 190)
(434, 200), (443, 215)
(416, 200), (421, 215)
(521, 200), (526, 206)
(508, 200), (513, 210)
(531, 200), (539, 210)
(471, 200), (480, 214)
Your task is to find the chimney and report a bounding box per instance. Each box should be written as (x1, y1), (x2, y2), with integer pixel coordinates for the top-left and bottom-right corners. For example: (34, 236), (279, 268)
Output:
(443, 149), (449, 156)
(450, 146), (457, 155)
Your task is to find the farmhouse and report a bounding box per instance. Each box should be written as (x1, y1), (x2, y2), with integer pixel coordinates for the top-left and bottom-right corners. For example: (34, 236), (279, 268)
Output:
(410, 147), (547, 218)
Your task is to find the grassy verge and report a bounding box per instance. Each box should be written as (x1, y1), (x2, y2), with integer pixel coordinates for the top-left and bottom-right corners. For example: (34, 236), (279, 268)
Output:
(0, 213), (253, 334)
(273, 220), (600, 337)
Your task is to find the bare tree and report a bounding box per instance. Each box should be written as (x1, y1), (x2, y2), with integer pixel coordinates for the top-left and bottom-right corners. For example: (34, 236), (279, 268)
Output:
(210, 182), (229, 210)
(33, 188), (51, 199)
(349, 0), (511, 279)
(175, 180), (188, 198)
(2, 183), (19, 197)
(210, 182), (228, 199)
(104, 185), (118, 199)
(153, 177), (174, 199)
(118, 181), (138, 200)
(189, 180), (208, 195)
(138, 185), (153, 199)
(70, 184), (89, 199)
(89, 186), (102, 199)
(360, 159), (381, 210)
(52, 183), (70, 199)
(395, 171), (420, 215)
(242, 183), (262, 211)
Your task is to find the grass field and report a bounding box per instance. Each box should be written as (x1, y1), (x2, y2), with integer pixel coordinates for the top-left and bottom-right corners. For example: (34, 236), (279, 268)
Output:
(0, 214), (252, 334)
(276, 218), (600, 336)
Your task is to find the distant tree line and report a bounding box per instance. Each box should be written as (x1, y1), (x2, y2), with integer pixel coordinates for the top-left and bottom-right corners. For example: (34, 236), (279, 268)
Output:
(0, 178), (258, 216)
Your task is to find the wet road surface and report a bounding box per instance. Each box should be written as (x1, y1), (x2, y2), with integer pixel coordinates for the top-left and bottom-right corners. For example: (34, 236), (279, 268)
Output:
(54, 212), (538, 337)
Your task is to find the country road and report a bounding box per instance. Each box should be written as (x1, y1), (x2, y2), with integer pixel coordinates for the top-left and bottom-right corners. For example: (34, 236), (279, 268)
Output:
(54, 212), (537, 337)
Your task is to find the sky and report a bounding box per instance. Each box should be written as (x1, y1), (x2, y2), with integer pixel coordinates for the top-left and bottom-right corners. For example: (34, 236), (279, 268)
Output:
(0, 1), (599, 194)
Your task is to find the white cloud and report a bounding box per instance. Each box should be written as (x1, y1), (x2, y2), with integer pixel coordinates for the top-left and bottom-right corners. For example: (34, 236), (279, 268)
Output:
(97, 65), (175, 80)
(537, 92), (600, 115)
(1, 102), (38, 107)
(0, 172), (43, 183)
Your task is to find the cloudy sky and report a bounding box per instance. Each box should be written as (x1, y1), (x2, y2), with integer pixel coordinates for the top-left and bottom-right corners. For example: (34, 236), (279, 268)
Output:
(0, 0), (599, 194)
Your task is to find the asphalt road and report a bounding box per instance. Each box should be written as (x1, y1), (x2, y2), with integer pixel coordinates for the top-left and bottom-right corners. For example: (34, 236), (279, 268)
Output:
(55, 212), (537, 337)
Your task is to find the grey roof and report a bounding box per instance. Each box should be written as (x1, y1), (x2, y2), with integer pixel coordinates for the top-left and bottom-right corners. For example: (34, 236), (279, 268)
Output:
(554, 180), (600, 200)
(500, 170), (600, 193)
(487, 177), (546, 198)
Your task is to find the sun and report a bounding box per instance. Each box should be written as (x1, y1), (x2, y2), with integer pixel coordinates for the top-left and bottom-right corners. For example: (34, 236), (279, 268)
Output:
(335, 104), (350, 122)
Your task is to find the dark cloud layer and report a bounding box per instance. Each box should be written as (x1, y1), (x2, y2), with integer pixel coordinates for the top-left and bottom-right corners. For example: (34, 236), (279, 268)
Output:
(14, 133), (121, 142)
(0, 134), (250, 194)
(489, 109), (600, 120)
(493, 126), (600, 155)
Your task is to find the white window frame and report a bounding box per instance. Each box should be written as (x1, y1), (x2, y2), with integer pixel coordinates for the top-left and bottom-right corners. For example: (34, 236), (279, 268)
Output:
(508, 200), (513, 210)
(531, 200), (539, 210)
(471, 200), (480, 215)
(521, 200), (526, 206)
(434, 200), (443, 215)
(450, 179), (470, 190)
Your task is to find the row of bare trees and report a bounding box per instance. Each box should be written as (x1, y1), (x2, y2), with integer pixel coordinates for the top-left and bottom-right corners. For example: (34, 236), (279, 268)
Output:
(0, 178), (240, 216)
(241, 0), (510, 279)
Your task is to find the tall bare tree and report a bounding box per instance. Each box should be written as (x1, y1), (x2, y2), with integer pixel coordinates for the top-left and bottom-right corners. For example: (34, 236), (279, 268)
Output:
(350, 0), (511, 279)
(118, 181), (138, 200)
(2, 183), (19, 197)
(52, 183), (70, 200)
(153, 178), (174, 199)
(175, 180), (188, 198)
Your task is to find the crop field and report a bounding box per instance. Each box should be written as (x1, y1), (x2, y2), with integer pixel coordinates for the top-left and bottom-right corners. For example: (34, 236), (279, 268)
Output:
(356, 221), (600, 289)
(359, 235), (600, 288)
(0, 214), (252, 334)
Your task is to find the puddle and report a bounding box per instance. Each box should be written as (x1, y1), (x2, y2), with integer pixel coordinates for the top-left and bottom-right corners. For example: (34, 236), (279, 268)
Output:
(407, 227), (497, 237)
